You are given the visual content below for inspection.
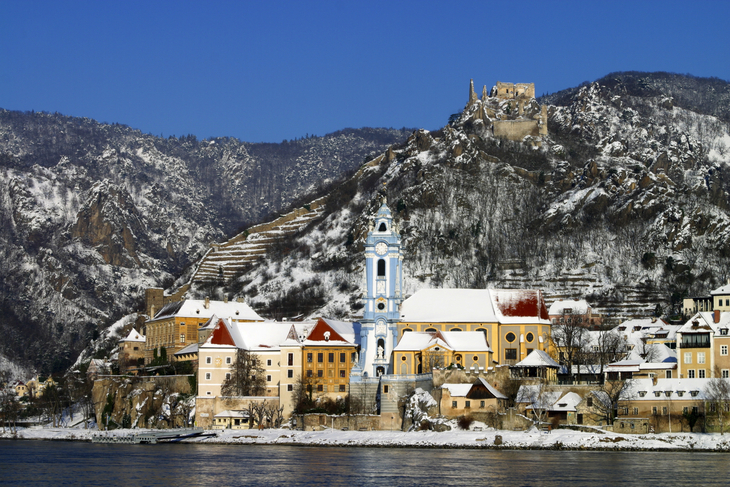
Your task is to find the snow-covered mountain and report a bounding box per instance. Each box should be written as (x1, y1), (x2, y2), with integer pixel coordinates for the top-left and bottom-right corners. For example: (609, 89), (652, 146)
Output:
(0, 110), (410, 375)
(197, 72), (730, 332)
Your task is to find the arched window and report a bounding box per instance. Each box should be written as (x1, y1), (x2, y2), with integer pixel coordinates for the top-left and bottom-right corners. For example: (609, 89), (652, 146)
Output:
(425, 328), (437, 333)
(402, 328), (412, 335)
(450, 328), (462, 332)
(378, 222), (387, 232)
(377, 259), (386, 277)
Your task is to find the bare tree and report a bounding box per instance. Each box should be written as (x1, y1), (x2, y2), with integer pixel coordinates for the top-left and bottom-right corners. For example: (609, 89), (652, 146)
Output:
(0, 382), (20, 434)
(590, 379), (634, 425)
(704, 371), (730, 435)
(221, 349), (266, 397)
(593, 328), (626, 378)
(552, 314), (589, 383)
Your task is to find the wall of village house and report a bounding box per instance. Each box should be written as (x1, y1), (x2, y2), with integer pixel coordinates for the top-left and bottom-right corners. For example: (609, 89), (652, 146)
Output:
(713, 336), (730, 377)
(678, 347), (712, 379)
(396, 322), (550, 366)
(294, 413), (381, 431)
(442, 391), (503, 418)
(303, 346), (355, 397)
(617, 398), (705, 433)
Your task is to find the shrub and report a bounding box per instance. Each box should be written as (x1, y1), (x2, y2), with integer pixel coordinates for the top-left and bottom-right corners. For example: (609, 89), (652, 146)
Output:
(457, 415), (474, 430)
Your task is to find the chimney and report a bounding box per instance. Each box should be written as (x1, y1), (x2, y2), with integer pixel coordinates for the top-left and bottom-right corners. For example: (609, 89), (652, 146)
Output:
(224, 294), (228, 303)
(652, 376), (658, 386)
(204, 296), (210, 309)
(715, 309), (721, 324)
(150, 304), (155, 318)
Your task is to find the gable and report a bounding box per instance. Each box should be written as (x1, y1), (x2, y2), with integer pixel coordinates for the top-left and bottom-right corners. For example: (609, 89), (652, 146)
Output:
(307, 318), (349, 343)
(209, 319), (236, 346)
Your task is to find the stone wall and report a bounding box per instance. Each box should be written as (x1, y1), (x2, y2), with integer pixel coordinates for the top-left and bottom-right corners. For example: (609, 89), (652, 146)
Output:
(493, 120), (540, 141)
(294, 413), (381, 431)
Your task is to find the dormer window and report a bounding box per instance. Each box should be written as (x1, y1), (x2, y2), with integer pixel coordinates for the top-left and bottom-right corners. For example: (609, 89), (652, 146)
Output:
(639, 391), (647, 397)
(654, 391), (661, 397)
(677, 391), (684, 397)
(691, 391), (699, 397)
(664, 391), (672, 397)
(722, 329), (728, 336)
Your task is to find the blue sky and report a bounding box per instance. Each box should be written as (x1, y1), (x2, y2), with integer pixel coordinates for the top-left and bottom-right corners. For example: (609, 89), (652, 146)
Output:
(1, 0), (728, 143)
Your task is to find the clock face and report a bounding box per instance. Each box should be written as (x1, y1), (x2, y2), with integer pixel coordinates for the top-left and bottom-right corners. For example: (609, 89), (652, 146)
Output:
(375, 242), (388, 255)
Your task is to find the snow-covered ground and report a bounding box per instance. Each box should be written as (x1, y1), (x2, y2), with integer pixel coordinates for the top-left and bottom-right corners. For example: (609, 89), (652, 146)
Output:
(5, 423), (730, 451)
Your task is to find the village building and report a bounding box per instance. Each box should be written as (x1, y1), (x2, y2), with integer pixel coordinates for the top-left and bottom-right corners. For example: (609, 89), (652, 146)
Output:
(548, 299), (602, 329)
(682, 282), (730, 317)
(118, 328), (145, 374)
(676, 310), (730, 379)
(143, 297), (264, 364)
(300, 318), (359, 399)
(397, 288), (552, 366)
(441, 378), (508, 416)
(392, 330), (492, 375)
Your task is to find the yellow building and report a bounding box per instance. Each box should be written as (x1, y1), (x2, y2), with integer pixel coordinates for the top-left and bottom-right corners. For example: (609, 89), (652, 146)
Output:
(441, 378), (508, 417)
(144, 297), (263, 364)
(392, 330), (492, 375)
(301, 318), (359, 399)
(677, 310), (730, 379)
(397, 288), (551, 366)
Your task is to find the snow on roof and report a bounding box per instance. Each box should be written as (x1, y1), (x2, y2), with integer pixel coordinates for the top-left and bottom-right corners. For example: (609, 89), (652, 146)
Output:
(214, 409), (250, 418)
(399, 288), (549, 324)
(679, 311), (730, 334)
(174, 343), (198, 355)
(400, 289), (496, 323)
(551, 392), (582, 412)
(548, 299), (589, 315)
(628, 378), (724, 401)
(711, 283), (730, 295)
(475, 377), (508, 399)
(202, 320), (312, 351)
(153, 299), (263, 322)
(442, 383), (472, 397)
(394, 331), (491, 352)
(121, 328), (145, 342)
(516, 385), (562, 409)
(513, 349), (560, 368)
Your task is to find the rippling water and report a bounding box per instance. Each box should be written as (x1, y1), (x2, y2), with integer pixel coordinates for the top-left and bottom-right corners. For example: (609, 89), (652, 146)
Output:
(1, 440), (729, 486)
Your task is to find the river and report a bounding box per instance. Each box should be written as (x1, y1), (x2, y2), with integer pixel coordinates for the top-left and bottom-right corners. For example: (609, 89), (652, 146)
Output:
(1, 440), (728, 486)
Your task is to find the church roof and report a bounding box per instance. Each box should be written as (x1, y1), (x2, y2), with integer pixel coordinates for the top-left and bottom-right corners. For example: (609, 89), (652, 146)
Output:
(399, 288), (550, 324)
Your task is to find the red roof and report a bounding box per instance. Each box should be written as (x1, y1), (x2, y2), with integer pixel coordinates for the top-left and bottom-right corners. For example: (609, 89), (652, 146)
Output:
(209, 319), (236, 346)
(306, 318), (348, 343)
(492, 289), (550, 320)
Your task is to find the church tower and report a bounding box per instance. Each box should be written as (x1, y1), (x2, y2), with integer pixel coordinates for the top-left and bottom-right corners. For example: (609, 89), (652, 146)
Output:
(353, 198), (403, 378)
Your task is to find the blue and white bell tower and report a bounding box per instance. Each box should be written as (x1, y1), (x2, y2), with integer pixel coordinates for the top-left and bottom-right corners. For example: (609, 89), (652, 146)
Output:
(354, 197), (403, 378)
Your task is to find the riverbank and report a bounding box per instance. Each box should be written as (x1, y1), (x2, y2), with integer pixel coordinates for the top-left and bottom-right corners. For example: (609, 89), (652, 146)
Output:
(4, 424), (730, 452)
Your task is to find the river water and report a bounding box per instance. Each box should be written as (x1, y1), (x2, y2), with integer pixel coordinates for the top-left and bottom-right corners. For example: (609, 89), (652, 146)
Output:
(1, 440), (728, 486)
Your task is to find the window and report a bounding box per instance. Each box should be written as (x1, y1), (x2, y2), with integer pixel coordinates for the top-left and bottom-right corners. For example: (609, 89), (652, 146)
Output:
(266, 375), (272, 382)
(506, 332), (516, 343)
(587, 397), (593, 407)
(287, 370), (293, 378)
(480, 401), (485, 408)
(206, 357), (212, 364)
(666, 371), (672, 379)
(505, 348), (517, 360)
(633, 407), (639, 415)
(226, 357), (232, 364)
(318, 353), (324, 363)
(318, 370), (323, 378)
(307, 370), (312, 378)
(683, 407), (688, 414)
(652, 407), (657, 415)
(339, 370), (346, 378)
(699, 369), (706, 378)
(317, 385), (324, 392)
(377, 259), (386, 277)
(339, 384), (346, 392)
(340, 353), (346, 362)
(225, 373), (231, 380)
(452, 401), (457, 408)
(662, 407), (668, 415)
(526, 332), (534, 342)
(465, 401), (471, 409)
(684, 353), (692, 364)
(698, 352), (706, 364)
(654, 391), (661, 397)
(723, 370), (729, 379)
(205, 373), (211, 380)
(329, 353), (335, 363)
(383, 385), (389, 394)
(288, 353), (294, 366)
(307, 353), (313, 363)
(723, 345), (728, 356)
(266, 359), (272, 366)
(723, 329), (729, 336)
(287, 384), (293, 392)
(688, 370), (695, 378)
(180, 333), (185, 343)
